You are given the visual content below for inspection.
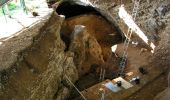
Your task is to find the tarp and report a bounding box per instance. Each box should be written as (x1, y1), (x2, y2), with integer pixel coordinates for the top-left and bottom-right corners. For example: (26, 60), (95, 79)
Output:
(104, 82), (121, 92)
(0, 0), (10, 6)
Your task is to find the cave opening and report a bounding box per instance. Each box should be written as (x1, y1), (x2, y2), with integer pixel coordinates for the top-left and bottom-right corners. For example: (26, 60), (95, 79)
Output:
(56, 1), (124, 99)
(56, 1), (100, 18)
(57, 1), (123, 53)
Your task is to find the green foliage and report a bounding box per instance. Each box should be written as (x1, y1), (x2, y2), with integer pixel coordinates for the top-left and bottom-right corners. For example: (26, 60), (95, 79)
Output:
(0, 2), (18, 16)
(7, 2), (17, 10)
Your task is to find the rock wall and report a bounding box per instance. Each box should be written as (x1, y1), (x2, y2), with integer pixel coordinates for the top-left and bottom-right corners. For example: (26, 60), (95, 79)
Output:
(147, 0), (170, 70)
(0, 12), (78, 100)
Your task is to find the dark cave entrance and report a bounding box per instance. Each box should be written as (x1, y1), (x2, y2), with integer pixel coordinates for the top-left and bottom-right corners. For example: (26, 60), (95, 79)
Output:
(56, 1), (100, 18)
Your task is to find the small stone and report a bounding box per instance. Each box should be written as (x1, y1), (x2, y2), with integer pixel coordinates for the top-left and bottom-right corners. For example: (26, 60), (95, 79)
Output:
(0, 83), (4, 90)
(151, 9), (159, 18)
(161, 47), (164, 50)
(157, 3), (169, 16)
(3, 75), (8, 81)
(161, 57), (166, 60)
(30, 69), (35, 73)
(13, 68), (17, 73)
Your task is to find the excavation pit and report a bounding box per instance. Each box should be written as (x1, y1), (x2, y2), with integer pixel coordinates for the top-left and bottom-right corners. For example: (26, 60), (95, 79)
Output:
(0, 0), (169, 100)
(55, 0), (166, 100)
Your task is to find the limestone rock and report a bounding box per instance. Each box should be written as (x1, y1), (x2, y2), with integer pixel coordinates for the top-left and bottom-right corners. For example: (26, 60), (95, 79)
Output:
(69, 25), (104, 76)
(69, 25), (86, 72)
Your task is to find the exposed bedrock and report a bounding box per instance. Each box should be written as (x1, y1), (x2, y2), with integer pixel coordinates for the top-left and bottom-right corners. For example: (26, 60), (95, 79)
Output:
(68, 25), (104, 76)
(0, 13), (78, 100)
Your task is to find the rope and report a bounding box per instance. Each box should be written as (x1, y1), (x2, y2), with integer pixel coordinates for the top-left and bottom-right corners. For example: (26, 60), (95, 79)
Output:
(65, 75), (87, 100)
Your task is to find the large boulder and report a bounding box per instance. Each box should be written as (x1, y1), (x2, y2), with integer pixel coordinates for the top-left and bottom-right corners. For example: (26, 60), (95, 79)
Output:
(69, 25), (104, 76)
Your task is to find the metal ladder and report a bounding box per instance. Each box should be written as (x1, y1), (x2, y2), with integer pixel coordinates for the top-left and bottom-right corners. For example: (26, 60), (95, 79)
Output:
(99, 67), (105, 81)
(119, 0), (141, 76)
